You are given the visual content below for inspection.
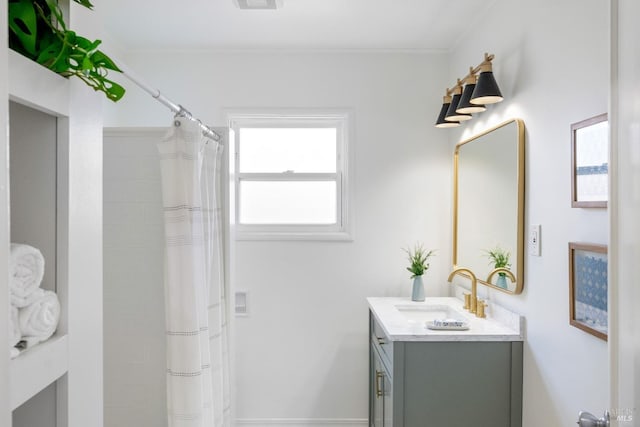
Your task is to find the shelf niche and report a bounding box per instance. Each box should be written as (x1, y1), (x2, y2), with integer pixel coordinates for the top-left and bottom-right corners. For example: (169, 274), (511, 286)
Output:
(9, 99), (69, 425)
(9, 101), (57, 291)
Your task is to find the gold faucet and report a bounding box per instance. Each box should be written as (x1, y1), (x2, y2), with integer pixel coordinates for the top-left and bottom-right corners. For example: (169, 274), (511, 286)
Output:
(447, 267), (478, 314)
(486, 268), (516, 287)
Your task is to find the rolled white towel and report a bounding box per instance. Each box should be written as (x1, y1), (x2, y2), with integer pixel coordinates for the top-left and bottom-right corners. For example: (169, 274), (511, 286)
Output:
(9, 305), (21, 347)
(10, 243), (45, 307)
(18, 289), (60, 345)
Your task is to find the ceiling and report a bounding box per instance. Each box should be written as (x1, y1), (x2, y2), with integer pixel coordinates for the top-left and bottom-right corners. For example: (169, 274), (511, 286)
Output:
(100, 0), (494, 51)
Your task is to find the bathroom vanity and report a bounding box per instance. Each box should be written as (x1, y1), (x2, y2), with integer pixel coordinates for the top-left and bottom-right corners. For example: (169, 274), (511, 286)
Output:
(368, 297), (523, 427)
(368, 118), (528, 426)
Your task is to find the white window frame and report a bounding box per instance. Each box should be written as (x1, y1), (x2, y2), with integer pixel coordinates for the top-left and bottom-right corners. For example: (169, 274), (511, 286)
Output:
(228, 110), (352, 241)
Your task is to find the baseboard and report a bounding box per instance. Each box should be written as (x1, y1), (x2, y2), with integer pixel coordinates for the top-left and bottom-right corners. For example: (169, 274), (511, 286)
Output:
(235, 418), (368, 427)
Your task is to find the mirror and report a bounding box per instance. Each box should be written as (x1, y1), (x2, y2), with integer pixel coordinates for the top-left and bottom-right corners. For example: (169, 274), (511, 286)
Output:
(453, 119), (525, 294)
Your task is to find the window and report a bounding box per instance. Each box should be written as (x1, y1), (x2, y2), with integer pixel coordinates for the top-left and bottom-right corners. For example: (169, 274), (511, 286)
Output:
(230, 112), (351, 240)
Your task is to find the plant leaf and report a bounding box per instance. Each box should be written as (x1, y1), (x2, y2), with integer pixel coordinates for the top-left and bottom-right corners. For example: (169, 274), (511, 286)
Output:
(36, 36), (62, 68)
(42, 0), (67, 31)
(8, 0), (38, 55)
(81, 57), (93, 72)
(72, 0), (94, 9)
(96, 77), (126, 102)
(91, 50), (122, 72)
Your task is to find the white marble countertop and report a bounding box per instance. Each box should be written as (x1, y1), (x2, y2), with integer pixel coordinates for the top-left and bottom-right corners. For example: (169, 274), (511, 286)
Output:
(367, 297), (524, 342)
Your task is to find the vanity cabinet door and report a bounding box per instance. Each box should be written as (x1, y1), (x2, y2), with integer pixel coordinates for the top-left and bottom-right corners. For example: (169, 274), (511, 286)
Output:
(402, 341), (522, 427)
(371, 349), (385, 426)
(382, 369), (393, 427)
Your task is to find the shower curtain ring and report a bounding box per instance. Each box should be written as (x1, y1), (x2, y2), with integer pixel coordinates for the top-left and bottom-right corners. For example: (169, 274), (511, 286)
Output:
(175, 105), (191, 119)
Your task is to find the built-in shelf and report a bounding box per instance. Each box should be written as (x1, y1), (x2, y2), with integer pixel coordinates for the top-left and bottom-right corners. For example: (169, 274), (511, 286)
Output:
(9, 334), (68, 411)
(8, 49), (69, 117)
(3, 5), (102, 426)
(8, 90), (68, 423)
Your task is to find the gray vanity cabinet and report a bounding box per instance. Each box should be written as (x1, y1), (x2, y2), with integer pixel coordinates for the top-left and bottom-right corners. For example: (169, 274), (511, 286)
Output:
(369, 312), (523, 427)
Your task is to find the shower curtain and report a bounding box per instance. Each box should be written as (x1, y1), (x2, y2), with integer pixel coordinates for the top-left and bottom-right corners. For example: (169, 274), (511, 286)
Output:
(158, 117), (230, 427)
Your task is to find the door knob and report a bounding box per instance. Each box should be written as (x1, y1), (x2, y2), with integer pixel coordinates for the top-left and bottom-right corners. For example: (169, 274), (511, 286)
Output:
(577, 410), (610, 427)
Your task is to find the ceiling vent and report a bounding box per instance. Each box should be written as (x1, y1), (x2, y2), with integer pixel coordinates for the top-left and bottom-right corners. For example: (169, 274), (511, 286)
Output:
(233, 0), (283, 9)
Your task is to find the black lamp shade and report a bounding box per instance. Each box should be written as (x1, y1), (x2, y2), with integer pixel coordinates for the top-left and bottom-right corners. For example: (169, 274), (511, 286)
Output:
(445, 93), (472, 122)
(456, 83), (487, 114)
(470, 71), (503, 105)
(435, 101), (460, 128)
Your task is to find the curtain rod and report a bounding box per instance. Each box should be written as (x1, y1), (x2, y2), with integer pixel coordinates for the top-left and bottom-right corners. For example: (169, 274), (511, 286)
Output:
(115, 60), (221, 142)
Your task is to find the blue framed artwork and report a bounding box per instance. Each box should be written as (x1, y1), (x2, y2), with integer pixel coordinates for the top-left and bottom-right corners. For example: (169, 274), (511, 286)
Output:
(569, 242), (608, 341)
(571, 113), (608, 208)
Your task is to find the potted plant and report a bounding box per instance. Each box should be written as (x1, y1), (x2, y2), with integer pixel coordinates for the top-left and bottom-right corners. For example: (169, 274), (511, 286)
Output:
(484, 246), (511, 289)
(8, 0), (125, 101)
(403, 244), (436, 302)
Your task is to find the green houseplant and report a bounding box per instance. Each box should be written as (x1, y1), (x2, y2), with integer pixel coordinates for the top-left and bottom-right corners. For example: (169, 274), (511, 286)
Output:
(404, 244), (436, 302)
(8, 0), (125, 101)
(484, 246), (511, 288)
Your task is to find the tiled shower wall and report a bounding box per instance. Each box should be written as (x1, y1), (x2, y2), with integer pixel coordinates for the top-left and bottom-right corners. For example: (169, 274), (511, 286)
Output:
(103, 129), (167, 427)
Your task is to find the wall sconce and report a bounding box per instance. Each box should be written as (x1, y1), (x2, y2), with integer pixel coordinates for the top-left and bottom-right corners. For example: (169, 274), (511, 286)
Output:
(435, 53), (503, 128)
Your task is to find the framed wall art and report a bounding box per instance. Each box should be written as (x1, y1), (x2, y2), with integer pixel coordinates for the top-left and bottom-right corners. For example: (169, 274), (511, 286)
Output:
(568, 242), (608, 341)
(571, 113), (608, 208)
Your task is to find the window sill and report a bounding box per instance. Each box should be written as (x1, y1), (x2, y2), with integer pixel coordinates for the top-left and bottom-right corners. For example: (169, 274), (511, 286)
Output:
(235, 230), (353, 242)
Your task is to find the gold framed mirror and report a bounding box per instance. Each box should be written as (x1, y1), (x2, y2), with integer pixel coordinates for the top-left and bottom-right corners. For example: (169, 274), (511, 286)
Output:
(453, 119), (525, 294)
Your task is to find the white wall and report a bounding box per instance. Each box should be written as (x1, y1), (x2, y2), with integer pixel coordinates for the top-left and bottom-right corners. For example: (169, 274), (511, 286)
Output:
(448, 1), (610, 426)
(103, 129), (167, 427)
(0, 0), (11, 424)
(610, 0), (640, 418)
(103, 51), (451, 425)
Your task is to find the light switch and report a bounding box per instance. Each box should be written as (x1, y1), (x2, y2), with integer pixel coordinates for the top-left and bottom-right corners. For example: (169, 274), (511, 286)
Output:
(529, 224), (541, 256)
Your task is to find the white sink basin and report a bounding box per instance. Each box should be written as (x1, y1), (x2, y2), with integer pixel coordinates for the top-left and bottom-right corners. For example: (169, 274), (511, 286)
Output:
(394, 304), (467, 323)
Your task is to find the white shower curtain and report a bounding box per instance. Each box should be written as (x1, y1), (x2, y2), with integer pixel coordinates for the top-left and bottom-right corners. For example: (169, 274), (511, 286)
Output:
(158, 117), (230, 427)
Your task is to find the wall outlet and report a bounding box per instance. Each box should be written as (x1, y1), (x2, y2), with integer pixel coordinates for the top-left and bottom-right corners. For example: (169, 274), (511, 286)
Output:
(235, 291), (249, 316)
(529, 224), (541, 256)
